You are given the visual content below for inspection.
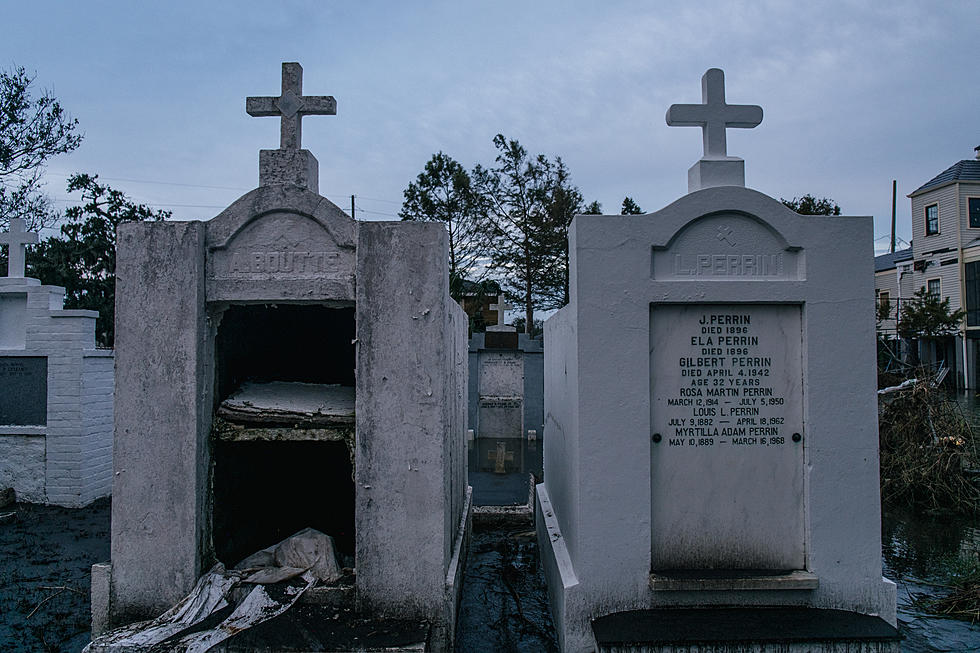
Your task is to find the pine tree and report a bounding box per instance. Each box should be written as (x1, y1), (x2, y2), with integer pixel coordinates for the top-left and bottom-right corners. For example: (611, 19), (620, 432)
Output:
(621, 196), (643, 214)
(399, 152), (485, 299)
(473, 134), (583, 332)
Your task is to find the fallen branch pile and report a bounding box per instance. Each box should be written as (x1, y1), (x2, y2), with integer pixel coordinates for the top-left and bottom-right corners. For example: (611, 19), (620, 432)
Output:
(878, 381), (980, 513)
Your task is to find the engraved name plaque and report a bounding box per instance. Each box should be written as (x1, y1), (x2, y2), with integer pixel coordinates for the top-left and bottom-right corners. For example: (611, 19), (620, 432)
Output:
(650, 304), (804, 569)
(652, 213), (802, 281)
(0, 357), (47, 426)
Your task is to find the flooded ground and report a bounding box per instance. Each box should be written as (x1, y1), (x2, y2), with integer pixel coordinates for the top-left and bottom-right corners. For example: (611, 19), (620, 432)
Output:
(879, 389), (980, 651)
(3, 425), (979, 650)
(468, 436), (542, 506)
(0, 499), (109, 652)
(0, 500), (556, 652)
(883, 507), (980, 651)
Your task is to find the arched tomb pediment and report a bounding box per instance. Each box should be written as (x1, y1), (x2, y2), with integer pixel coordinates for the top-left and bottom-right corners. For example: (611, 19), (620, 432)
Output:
(650, 187), (804, 281)
(206, 185), (357, 302)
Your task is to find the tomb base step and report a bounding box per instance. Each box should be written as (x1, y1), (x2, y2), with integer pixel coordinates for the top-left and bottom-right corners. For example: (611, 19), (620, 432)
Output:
(211, 604), (430, 652)
(591, 607), (901, 653)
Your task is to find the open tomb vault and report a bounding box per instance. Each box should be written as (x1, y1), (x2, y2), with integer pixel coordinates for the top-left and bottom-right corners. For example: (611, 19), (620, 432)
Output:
(94, 63), (471, 650)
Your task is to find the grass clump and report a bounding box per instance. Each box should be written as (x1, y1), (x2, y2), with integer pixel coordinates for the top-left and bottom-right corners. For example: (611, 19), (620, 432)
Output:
(913, 555), (980, 622)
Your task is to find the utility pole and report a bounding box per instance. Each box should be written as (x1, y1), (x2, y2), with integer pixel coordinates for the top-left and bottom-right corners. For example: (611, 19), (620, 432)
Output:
(890, 180), (897, 253)
(351, 194), (355, 219)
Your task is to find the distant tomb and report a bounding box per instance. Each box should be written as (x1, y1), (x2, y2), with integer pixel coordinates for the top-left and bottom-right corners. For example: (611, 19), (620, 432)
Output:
(537, 69), (898, 652)
(94, 63), (470, 651)
(0, 219), (113, 506)
(468, 299), (544, 482)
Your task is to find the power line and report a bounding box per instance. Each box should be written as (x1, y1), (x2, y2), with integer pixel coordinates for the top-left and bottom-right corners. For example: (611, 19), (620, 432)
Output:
(355, 195), (402, 205)
(355, 207), (400, 218)
(49, 197), (230, 210)
(44, 171), (251, 193)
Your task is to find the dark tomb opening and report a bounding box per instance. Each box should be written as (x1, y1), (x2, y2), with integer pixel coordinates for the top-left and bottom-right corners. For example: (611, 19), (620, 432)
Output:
(212, 440), (355, 566)
(210, 303), (357, 568)
(215, 303), (355, 402)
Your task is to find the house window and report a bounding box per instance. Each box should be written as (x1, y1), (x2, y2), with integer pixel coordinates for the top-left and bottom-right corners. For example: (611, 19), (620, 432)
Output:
(925, 204), (939, 235)
(877, 291), (891, 320)
(970, 198), (980, 228)
(927, 279), (941, 298)
(967, 261), (980, 326)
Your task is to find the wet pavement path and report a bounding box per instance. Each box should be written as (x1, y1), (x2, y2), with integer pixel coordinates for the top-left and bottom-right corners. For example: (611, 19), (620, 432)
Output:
(455, 524), (559, 652)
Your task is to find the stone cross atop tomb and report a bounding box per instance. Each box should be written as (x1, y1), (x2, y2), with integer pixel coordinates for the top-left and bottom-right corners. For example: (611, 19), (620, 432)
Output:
(666, 68), (763, 193)
(487, 298), (517, 333)
(1, 218), (38, 278)
(246, 62), (336, 193)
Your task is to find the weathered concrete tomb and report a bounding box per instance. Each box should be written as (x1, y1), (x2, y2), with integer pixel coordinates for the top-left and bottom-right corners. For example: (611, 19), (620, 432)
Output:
(0, 219), (113, 507)
(91, 63), (470, 651)
(537, 69), (900, 652)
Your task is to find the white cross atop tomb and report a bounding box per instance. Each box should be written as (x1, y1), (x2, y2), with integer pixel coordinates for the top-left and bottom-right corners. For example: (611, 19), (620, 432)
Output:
(486, 298), (516, 333)
(1, 218), (38, 278)
(246, 62), (336, 192)
(666, 68), (763, 193)
(247, 62), (336, 150)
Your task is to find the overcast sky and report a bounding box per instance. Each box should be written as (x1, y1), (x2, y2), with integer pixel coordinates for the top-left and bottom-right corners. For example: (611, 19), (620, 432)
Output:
(4, 1), (978, 254)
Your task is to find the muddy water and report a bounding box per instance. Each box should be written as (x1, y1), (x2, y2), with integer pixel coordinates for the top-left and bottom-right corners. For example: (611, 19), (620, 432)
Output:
(468, 436), (542, 506)
(883, 507), (980, 651)
(881, 389), (980, 651)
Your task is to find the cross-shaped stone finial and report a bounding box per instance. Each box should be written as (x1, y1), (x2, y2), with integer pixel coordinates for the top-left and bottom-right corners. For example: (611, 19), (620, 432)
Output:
(666, 69), (763, 192)
(489, 299), (512, 322)
(247, 62), (336, 150)
(666, 68), (762, 160)
(1, 219), (38, 278)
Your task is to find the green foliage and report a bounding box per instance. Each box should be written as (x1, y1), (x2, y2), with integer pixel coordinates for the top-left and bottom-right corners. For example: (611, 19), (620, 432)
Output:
(582, 200), (602, 215)
(27, 174), (169, 347)
(1, 66), (82, 231)
(620, 196), (643, 215)
(399, 152), (485, 298)
(780, 194), (841, 215)
(897, 288), (965, 340)
(473, 134), (583, 333)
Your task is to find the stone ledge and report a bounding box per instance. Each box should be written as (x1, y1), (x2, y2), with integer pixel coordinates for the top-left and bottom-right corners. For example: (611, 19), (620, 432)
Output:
(50, 309), (99, 318)
(592, 607), (900, 650)
(82, 349), (115, 358)
(650, 569), (818, 591)
(0, 426), (46, 436)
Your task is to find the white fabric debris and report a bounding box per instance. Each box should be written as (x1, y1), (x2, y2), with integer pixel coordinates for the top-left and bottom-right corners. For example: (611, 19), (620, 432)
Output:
(85, 528), (342, 652)
(235, 527), (343, 585)
(83, 565), (239, 651)
(168, 572), (315, 653)
(877, 378), (918, 395)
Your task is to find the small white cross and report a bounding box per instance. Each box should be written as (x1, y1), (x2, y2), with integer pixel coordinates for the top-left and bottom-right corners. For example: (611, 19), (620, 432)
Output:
(488, 441), (515, 474)
(1, 219), (38, 278)
(247, 62), (336, 150)
(489, 298), (513, 328)
(716, 225), (736, 247)
(666, 68), (762, 160)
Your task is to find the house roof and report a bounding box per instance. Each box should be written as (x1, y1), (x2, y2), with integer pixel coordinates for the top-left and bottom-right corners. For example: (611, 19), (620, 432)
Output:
(911, 159), (980, 196)
(874, 247), (913, 273)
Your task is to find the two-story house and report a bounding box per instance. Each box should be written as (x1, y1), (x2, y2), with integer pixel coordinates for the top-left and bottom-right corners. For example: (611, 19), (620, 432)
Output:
(876, 146), (980, 388)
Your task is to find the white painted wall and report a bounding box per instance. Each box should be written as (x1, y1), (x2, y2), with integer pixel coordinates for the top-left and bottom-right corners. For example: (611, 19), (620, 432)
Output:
(0, 277), (113, 507)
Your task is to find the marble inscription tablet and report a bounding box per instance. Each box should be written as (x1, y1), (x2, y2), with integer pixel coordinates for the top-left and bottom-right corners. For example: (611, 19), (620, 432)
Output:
(650, 304), (804, 570)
